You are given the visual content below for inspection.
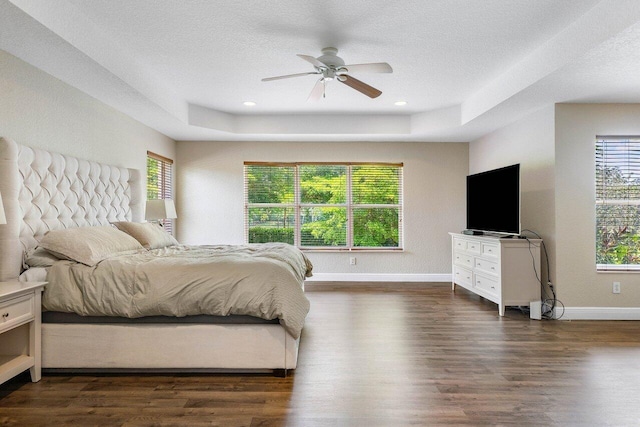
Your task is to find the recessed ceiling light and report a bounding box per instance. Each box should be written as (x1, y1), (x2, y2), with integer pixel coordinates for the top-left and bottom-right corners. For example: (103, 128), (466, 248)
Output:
(394, 101), (407, 106)
(243, 101), (256, 107)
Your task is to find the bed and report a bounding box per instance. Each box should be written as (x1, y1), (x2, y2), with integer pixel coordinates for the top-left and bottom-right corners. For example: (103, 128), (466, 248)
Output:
(0, 137), (311, 374)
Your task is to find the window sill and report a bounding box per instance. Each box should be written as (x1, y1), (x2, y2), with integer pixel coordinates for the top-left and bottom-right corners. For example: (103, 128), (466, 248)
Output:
(302, 248), (404, 253)
(597, 264), (640, 273)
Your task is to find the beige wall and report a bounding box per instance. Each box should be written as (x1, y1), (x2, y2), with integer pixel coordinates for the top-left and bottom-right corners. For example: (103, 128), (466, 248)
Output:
(5, 43), (637, 304)
(471, 103), (640, 311)
(0, 49), (175, 204)
(469, 106), (556, 287)
(176, 141), (468, 277)
(555, 104), (640, 307)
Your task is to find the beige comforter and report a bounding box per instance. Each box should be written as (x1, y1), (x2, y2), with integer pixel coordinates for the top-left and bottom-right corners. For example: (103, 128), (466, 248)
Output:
(43, 243), (312, 338)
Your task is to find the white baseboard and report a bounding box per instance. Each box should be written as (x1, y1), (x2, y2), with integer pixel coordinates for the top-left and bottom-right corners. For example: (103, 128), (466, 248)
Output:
(305, 273), (452, 283)
(555, 306), (640, 320)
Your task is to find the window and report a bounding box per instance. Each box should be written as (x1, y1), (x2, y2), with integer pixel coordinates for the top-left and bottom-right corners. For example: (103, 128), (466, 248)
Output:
(596, 136), (640, 271)
(147, 151), (174, 234)
(244, 162), (403, 250)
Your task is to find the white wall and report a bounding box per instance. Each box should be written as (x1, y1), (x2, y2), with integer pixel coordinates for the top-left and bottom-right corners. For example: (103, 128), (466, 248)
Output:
(469, 106), (556, 287)
(176, 141), (468, 278)
(0, 49), (175, 203)
(555, 104), (640, 308)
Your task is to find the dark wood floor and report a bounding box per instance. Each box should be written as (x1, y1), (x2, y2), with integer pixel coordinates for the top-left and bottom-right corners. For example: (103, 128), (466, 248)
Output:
(1, 283), (640, 426)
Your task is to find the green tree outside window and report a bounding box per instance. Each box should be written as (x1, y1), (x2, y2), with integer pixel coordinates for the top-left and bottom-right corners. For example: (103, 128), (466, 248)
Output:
(245, 163), (402, 249)
(596, 138), (640, 269)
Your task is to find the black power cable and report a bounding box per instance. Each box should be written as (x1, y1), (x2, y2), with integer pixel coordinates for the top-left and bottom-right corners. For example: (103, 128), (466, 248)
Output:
(521, 229), (565, 319)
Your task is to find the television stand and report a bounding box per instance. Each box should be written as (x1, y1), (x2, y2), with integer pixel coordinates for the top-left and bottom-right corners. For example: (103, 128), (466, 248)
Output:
(450, 232), (541, 316)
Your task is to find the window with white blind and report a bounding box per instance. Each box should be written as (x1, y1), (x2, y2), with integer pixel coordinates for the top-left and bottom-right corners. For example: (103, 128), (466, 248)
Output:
(596, 136), (640, 271)
(147, 151), (174, 234)
(244, 162), (403, 250)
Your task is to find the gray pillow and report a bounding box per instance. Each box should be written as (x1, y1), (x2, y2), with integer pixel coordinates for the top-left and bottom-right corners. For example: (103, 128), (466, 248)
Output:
(112, 221), (179, 249)
(39, 226), (144, 266)
(25, 247), (61, 267)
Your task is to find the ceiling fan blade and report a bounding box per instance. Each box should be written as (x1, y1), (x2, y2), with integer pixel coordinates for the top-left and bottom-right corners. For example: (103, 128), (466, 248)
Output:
(307, 79), (325, 102)
(339, 75), (382, 98)
(341, 62), (393, 73)
(297, 54), (328, 69)
(262, 72), (319, 82)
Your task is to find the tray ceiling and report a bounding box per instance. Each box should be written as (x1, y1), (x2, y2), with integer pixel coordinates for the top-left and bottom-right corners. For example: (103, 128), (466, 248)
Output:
(2, 0), (640, 141)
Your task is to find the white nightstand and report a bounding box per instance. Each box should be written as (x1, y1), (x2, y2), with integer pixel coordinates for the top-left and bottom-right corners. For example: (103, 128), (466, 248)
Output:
(0, 281), (46, 385)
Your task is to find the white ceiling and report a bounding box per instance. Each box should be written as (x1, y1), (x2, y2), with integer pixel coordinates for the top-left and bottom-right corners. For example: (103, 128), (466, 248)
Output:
(3, 0), (640, 142)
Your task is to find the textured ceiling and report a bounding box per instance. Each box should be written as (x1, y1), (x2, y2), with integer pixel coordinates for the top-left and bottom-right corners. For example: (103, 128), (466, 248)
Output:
(2, 0), (640, 141)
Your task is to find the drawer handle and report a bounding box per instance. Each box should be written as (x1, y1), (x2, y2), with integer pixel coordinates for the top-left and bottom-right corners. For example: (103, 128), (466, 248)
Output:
(477, 262), (482, 267)
(491, 286), (495, 289)
(491, 266), (495, 270)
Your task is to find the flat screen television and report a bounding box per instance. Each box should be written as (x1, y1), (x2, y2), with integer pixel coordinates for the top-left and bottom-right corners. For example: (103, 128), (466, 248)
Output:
(466, 164), (520, 235)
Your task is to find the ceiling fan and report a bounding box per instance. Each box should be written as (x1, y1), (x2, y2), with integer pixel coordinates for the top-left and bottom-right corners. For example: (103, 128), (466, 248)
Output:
(262, 47), (393, 101)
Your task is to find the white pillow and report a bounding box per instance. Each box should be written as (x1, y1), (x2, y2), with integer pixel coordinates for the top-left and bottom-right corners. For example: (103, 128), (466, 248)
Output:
(39, 226), (144, 266)
(112, 221), (179, 249)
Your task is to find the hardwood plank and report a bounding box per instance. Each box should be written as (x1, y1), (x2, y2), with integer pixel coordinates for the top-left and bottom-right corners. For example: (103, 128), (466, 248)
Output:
(1, 284), (639, 426)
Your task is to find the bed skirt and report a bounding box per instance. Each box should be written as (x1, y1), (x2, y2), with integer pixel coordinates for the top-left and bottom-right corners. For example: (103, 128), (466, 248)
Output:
(42, 323), (300, 371)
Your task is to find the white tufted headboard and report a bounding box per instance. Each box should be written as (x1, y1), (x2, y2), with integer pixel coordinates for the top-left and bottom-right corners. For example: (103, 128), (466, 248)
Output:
(0, 137), (143, 281)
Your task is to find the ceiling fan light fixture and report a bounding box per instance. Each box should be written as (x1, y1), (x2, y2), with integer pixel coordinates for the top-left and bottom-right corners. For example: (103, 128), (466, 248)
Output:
(243, 101), (257, 106)
(317, 47), (344, 68)
(263, 48), (392, 100)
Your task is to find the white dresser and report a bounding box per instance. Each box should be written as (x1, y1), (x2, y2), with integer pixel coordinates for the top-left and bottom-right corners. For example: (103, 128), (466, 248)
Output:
(450, 233), (541, 316)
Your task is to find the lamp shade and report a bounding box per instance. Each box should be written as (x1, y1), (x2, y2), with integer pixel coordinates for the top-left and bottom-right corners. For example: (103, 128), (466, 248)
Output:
(0, 191), (6, 225)
(145, 199), (177, 221)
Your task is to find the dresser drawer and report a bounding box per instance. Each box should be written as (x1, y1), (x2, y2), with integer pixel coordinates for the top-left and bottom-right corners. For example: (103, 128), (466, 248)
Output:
(466, 240), (481, 254)
(474, 274), (499, 298)
(453, 266), (473, 287)
(0, 294), (34, 333)
(481, 243), (498, 258)
(474, 257), (499, 276)
(453, 253), (473, 269)
(453, 238), (466, 251)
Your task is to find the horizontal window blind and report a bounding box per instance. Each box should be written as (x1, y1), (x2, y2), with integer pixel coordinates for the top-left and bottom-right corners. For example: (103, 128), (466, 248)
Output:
(245, 164), (296, 245)
(244, 162), (403, 250)
(351, 164), (402, 248)
(595, 137), (640, 270)
(147, 151), (174, 234)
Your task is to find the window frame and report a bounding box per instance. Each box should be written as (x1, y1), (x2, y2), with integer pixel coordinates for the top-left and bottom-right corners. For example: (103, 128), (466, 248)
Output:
(147, 151), (174, 234)
(244, 161), (403, 251)
(595, 136), (640, 272)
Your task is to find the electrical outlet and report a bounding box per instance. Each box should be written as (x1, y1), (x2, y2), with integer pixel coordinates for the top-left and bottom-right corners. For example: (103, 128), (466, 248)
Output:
(349, 257), (356, 265)
(613, 282), (621, 294)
